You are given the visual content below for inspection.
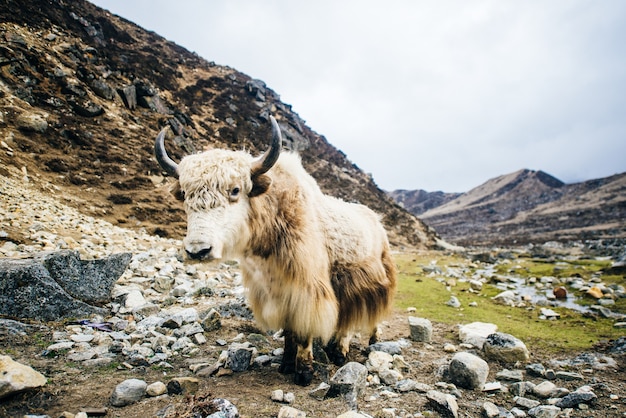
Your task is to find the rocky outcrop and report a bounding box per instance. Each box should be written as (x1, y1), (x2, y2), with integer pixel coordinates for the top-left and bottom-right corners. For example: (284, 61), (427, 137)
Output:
(0, 250), (130, 321)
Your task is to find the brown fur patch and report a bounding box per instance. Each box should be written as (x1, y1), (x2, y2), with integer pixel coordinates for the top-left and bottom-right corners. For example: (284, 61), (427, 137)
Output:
(330, 247), (397, 335)
(248, 187), (305, 260)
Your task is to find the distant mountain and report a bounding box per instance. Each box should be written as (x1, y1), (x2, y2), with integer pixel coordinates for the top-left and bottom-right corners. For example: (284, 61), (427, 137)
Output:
(390, 169), (626, 246)
(388, 189), (461, 215)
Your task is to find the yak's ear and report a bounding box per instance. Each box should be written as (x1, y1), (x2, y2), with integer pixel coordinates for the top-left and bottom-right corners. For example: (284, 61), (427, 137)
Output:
(169, 181), (185, 201)
(249, 174), (271, 198)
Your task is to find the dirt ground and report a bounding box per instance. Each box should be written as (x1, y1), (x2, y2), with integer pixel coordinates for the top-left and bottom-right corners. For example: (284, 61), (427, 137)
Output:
(1, 309), (625, 418)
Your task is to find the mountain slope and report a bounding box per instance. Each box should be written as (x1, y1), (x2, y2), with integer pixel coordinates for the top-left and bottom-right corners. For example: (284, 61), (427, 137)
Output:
(0, 0), (437, 249)
(414, 169), (626, 246)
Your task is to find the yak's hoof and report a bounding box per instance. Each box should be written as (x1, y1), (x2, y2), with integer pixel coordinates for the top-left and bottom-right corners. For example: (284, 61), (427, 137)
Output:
(293, 367), (314, 386)
(279, 361), (296, 374)
(324, 344), (347, 366)
(332, 352), (347, 367)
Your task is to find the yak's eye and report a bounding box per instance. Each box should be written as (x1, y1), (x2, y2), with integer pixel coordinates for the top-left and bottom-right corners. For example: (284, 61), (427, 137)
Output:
(229, 187), (241, 202)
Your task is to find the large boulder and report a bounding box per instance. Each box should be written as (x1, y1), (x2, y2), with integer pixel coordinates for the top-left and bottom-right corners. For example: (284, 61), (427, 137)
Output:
(0, 355), (47, 399)
(0, 251), (131, 321)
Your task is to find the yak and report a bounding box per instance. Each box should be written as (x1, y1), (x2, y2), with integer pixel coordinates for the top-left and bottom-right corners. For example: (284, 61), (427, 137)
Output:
(155, 116), (396, 385)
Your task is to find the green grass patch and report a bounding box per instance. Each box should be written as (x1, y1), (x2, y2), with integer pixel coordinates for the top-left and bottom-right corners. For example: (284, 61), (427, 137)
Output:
(394, 252), (624, 354)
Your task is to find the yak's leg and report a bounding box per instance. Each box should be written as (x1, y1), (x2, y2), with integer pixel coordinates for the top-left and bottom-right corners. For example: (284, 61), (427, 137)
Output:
(368, 326), (380, 345)
(278, 329), (297, 374)
(293, 336), (314, 386)
(325, 333), (350, 366)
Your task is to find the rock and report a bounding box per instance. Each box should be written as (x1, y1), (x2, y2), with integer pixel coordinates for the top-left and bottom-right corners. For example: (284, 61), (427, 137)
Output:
(482, 401), (500, 418)
(447, 351), (489, 390)
(483, 332), (530, 364)
(378, 368), (403, 385)
(38, 250), (131, 304)
(555, 386), (597, 408)
(209, 398), (239, 418)
(309, 382), (330, 400)
(555, 371), (583, 381)
(90, 78), (116, 100)
(586, 286), (604, 299)
(552, 286), (567, 299)
(271, 389), (284, 402)
(539, 308), (560, 320)
(328, 362), (368, 409)
(514, 396), (541, 409)
(367, 341), (402, 355)
(446, 296), (461, 308)
(426, 390), (459, 418)
(146, 381), (167, 396)
(532, 381), (559, 398)
(16, 111), (48, 133)
(495, 369), (523, 382)
(526, 363), (546, 377)
(166, 377), (199, 395)
(408, 316), (432, 342)
(458, 322), (498, 349)
(110, 378), (147, 407)
(0, 257), (107, 321)
(227, 344), (253, 372)
(119, 85), (137, 109)
(527, 405), (561, 418)
(365, 350), (393, 373)
(0, 355), (47, 399)
(201, 308), (222, 332)
(492, 290), (517, 306)
(277, 406), (306, 418)
(70, 99), (104, 117)
(336, 412), (370, 418)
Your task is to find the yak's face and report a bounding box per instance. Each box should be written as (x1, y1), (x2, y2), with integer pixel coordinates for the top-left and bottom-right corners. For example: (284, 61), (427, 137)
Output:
(173, 151), (257, 261)
(155, 116), (282, 261)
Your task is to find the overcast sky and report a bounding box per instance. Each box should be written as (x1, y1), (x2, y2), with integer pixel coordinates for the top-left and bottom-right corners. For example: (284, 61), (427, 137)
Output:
(90, 0), (626, 192)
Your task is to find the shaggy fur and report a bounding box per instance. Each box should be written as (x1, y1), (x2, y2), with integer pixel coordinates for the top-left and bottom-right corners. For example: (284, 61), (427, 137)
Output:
(169, 147), (396, 385)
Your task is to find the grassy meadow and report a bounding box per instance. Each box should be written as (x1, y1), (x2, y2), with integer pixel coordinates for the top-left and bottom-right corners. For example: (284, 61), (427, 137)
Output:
(394, 251), (625, 354)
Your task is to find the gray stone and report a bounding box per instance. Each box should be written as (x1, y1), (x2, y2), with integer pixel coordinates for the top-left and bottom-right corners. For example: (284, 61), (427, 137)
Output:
(495, 368), (524, 382)
(525, 363), (546, 377)
(514, 396), (541, 409)
(458, 322), (498, 349)
(510, 381), (536, 397)
(208, 398), (239, 418)
(447, 351), (489, 390)
(482, 401), (500, 418)
(532, 381), (559, 398)
(367, 341), (402, 355)
(227, 344), (253, 372)
(308, 382), (330, 400)
(38, 250), (131, 304)
(555, 388), (597, 408)
(328, 362), (368, 409)
(0, 355), (47, 399)
(527, 405), (561, 418)
(426, 390), (459, 418)
(554, 371), (583, 381)
(378, 368), (403, 385)
(483, 332), (530, 364)
(0, 258), (106, 321)
(277, 406), (306, 418)
(110, 378), (147, 407)
(408, 316), (432, 342)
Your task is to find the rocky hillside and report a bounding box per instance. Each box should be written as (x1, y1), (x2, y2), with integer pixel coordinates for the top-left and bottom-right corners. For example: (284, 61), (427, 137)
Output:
(393, 169), (626, 246)
(0, 0), (437, 249)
